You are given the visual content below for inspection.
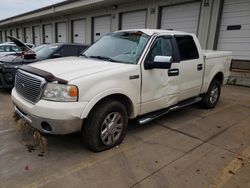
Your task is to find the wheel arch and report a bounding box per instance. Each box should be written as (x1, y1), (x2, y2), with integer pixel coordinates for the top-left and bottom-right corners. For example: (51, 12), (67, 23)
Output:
(212, 72), (224, 85)
(80, 92), (137, 120)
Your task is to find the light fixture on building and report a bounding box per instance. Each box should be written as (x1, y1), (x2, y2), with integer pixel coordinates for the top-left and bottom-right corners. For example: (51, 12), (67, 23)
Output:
(112, 5), (118, 10)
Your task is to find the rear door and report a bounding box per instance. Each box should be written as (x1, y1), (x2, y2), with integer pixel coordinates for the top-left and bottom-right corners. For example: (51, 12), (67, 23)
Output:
(175, 35), (204, 100)
(55, 45), (79, 57)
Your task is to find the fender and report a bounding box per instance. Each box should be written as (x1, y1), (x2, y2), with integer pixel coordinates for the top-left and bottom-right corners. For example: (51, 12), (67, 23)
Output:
(80, 88), (140, 119)
(201, 63), (224, 94)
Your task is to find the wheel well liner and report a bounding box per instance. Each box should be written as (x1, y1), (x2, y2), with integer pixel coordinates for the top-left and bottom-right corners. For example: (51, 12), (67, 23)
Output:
(213, 72), (224, 85)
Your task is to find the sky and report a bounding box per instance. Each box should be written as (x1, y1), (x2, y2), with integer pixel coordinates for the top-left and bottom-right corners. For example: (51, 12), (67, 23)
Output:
(0, 0), (66, 20)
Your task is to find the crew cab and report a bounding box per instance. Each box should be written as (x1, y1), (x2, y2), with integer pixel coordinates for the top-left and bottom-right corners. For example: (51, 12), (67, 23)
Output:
(12, 29), (232, 152)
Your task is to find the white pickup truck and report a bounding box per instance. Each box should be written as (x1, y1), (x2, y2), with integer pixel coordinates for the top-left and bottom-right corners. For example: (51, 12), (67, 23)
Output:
(12, 29), (232, 152)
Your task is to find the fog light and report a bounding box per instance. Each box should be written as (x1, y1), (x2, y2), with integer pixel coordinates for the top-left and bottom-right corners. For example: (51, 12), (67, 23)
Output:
(41, 122), (52, 132)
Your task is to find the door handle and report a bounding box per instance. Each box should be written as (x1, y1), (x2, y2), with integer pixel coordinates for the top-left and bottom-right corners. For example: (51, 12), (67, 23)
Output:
(197, 64), (203, 71)
(168, 69), (179, 76)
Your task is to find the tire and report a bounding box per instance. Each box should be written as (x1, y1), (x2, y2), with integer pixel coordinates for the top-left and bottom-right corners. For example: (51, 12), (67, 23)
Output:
(201, 80), (221, 109)
(82, 100), (128, 152)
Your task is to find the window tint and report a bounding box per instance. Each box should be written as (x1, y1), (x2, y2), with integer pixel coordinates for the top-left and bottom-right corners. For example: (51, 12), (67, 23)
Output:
(176, 36), (199, 61)
(146, 37), (172, 62)
(57, 45), (79, 57)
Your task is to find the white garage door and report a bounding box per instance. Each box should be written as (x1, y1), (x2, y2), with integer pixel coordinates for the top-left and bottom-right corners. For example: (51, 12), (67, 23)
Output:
(17, 28), (22, 40)
(12, 29), (16, 38)
(121, 10), (147, 29)
(1, 31), (4, 42)
(43, 24), (52, 44)
(217, 0), (250, 60)
(24, 27), (31, 43)
(93, 16), (111, 42)
(72, 19), (86, 43)
(33, 26), (41, 46)
(56, 22), (67, 43)
(160, 1), (201, 34)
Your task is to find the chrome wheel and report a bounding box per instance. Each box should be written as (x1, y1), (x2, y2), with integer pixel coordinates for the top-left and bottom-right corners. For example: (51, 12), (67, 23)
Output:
(209, 85), (219, 104)
(100, 112), (124, 146)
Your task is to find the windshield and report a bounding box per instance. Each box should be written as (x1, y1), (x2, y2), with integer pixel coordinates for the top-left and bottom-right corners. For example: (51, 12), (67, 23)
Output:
(35, 44), (59, 58)
(0, 45), (21, 53)
(82, 31), (150, 64)
(33, 44), (47, 53)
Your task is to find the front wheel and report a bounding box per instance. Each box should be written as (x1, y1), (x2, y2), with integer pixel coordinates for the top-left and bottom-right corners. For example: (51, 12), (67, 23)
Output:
(82, 100), (128, 152)
(200, 80), (221, 109)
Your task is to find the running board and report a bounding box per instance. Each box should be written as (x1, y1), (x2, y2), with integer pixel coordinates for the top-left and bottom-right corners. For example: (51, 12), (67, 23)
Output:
(138, 97), (202, 125)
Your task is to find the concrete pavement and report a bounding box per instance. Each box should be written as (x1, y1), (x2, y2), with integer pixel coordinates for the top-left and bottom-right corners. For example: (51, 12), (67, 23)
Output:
(0, 85), (250, 188)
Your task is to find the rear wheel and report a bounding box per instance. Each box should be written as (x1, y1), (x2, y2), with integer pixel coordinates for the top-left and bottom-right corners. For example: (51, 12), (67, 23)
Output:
(82, 100), (128, 152)
(201, 80), (221, 109)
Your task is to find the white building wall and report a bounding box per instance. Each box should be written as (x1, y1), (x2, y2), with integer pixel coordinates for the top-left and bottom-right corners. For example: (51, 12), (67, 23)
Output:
(0, 0), (220, 49)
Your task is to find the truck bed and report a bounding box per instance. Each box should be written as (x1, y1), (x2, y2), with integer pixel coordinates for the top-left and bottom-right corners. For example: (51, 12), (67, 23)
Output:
(200, 50), (232, 94)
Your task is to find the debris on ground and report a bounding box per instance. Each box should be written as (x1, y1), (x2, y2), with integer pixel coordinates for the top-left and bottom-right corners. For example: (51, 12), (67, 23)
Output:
(13, 113), (48, 154)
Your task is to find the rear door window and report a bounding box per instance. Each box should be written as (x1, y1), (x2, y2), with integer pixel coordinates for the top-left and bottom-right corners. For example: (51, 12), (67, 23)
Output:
(175, 36), (199, 61)
(57, 45), (79, 57)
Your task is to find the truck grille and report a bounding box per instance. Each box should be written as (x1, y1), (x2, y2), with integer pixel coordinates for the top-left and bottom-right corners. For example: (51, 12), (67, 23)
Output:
(15, 70), (46, 103)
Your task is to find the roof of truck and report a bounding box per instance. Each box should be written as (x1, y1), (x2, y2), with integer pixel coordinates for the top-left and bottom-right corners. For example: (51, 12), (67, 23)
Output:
(118, 29), (192, 36)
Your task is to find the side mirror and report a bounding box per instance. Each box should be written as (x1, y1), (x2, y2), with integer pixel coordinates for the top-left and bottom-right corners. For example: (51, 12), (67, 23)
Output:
(52, 53), (62, 58)
(145, 56), (173, 70)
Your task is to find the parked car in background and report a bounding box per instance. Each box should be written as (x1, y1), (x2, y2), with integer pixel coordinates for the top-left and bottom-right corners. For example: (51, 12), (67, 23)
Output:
(12, 29), (232, 152)
(0, 36), (88, 88)
(0, 43), (20, 58)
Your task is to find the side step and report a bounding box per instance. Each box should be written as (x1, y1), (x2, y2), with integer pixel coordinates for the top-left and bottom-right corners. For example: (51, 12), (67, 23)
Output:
(138, 97), (202, 125)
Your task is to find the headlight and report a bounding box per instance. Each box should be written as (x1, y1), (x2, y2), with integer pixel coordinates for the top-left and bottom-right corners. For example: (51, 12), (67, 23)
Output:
(42, 83), (78, 102)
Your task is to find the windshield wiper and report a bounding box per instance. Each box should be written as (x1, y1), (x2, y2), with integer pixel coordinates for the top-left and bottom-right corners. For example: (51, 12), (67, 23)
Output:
(88, 55), (119, 63)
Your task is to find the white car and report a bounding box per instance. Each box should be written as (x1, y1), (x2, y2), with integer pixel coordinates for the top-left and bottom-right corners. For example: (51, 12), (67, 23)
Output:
(12, 29), (232, 152)
(0, 43), (21, 58)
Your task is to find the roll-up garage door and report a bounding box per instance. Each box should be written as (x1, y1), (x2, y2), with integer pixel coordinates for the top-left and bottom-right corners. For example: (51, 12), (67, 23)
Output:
(17, 28), (22, 40)
(56, 22), (67, 43)
(43, 24), (52, 44)
(12, 29), (16, 38)
(121, 10), (147, 30)
(217, 0), (250, 60)
(33, 26), (41, 46)
(24, 27), (31, 43)
(1, 31), (4, 42)
(72, 19), (86, 43)
(93, 16), (111, 42)
(160, 1), (201, 34)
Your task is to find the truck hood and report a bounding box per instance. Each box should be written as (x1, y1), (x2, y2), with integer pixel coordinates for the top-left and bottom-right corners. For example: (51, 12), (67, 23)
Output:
(29, 56), (130, 81)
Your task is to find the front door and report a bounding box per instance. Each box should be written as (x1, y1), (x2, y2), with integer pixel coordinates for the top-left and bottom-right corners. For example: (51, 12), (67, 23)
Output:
(140, 36), (181, 115)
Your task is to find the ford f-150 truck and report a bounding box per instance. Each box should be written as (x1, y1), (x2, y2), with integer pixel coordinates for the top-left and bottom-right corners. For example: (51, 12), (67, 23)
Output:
(12, 29), (232, 152)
